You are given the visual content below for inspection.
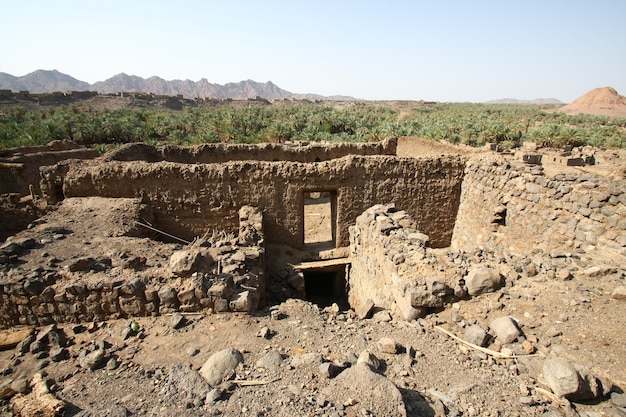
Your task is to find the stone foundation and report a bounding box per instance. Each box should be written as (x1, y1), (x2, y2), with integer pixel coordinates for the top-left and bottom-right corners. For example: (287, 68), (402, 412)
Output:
(0, 206), (265, 328)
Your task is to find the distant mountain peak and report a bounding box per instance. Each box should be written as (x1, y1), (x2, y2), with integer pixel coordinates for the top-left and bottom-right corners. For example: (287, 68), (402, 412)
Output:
(0, 70), (351, 100)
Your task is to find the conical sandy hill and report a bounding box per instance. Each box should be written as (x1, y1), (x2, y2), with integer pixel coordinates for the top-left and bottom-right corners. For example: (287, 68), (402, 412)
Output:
(558, 87), (626, 117)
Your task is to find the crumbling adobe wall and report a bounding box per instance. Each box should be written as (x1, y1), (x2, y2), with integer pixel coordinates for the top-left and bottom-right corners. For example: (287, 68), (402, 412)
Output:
(104, 137), (397, 163)
(41, 152), (466, 250)
(0, 146), (99, 196)
(451, 154), (626, 259)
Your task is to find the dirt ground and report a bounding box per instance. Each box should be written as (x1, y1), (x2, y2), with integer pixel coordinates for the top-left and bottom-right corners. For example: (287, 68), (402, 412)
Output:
(0, 138), (625, 417)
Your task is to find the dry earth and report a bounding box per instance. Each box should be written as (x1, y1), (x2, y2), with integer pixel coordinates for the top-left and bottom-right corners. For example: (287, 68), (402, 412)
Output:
(0, 138), (625, 417)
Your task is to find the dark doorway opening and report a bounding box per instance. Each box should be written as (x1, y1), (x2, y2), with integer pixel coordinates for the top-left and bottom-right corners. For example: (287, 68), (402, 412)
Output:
(303, 267), (349, 310)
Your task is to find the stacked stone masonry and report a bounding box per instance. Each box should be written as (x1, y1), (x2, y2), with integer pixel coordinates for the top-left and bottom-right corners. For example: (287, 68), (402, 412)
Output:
(0, 206), (265, 328)
(349, 204), (464, 321)
(452, 155), (626, 258)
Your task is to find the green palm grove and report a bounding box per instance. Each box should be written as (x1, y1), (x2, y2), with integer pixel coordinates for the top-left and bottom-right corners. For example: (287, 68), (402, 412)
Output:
(1, 102), (624, 151)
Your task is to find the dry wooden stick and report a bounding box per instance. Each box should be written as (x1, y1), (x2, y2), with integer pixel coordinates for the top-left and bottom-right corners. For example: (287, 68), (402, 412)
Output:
(136, 221), (191, 244)
(232, 379), (272, 386)
(434, 325), (538, 359)
(534, 387), (570, 409)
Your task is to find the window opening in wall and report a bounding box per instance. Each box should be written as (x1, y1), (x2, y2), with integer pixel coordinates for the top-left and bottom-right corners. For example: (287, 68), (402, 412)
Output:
(304, 190), (337, 250)
(303, 267), (349, 309)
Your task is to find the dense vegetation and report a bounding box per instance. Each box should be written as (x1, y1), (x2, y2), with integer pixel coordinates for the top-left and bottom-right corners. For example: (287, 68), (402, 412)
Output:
(1, 102), (624, 151)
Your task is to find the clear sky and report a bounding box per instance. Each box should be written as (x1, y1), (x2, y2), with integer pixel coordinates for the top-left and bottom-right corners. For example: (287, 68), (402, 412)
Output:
(2, 0), (625, 102)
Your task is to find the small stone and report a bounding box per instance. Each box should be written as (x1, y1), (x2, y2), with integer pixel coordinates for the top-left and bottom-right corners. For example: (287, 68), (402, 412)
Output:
(357, 350), (380, 370)
(584, 266), (612, 277)
(557, 269), (573, 281)
(522, 341), (535, 354)
(372, 310), (392, 322)
(611, 286), (626, 300)
(106, 358), (119, 370)
(258, 326), (274, 339)
(357, 299), (375, 320)
(10, 378), (28, 394)
(49, 347), (67, 362)
(187, 347), (200, 357)
(319, 362), (340, 379)
(377, 337), (399, 354)
(120, 327), (134, 340)
(80, 349), (105, 370)
(169, 313), (186, 329)
(464, 325), (488, 347)
(206, 388), (223, 403)
(270, 309), (285, 320)
(611, 392), (626, 408)
(256, 350), (283, 371)
(466, 268), (502, 296)
(490, 316), (521, 344)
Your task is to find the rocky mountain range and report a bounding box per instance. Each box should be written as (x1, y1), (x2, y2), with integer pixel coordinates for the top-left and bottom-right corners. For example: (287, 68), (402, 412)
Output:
(0, 70), (352, 100)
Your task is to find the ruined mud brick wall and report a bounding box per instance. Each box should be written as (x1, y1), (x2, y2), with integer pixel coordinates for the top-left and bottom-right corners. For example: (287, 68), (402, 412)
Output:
(349, 205), (462, 320)
(104, 137), (397, 164)
(42, 153), (466, 250)
(452, 155), (626, 258)
(0, 147), (99, 195)
(0, 206), (265, 328)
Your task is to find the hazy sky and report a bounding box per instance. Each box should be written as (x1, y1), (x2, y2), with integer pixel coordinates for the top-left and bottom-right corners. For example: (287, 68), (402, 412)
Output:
(2, 1), (625, 102)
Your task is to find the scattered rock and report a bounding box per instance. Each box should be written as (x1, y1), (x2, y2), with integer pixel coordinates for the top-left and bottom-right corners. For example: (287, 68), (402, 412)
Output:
(187, 347), (200, 357)
(490, 316), (521, 344)
(49, 347), (67, 362)
(79, 348), (105, 370)
(464, 325), (488, 347)
(583, 266), (613, 277)
(199, 348), (244, 387)
(319, 362), (340, 378)
(255, 350), (283, 371)
(322, 363), (407, 417)
(290, 352), (323, 368)
(611, 286), (626, 300)
(542, 357), (601, 401)
(169, 312), (186, 329)
(357, 299), (375, 319)
(377, 337), (400, 354)
(557, 269), (573, 281)
(357, 350), (381, 370)
(5, 329), (34, 351)
(466, 267), (502, 296)
(257, 326), (274, 339)
(66, 256), (96, 272)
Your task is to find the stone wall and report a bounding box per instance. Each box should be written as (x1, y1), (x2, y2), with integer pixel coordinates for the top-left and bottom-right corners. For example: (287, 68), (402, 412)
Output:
(41, 152), (466, 250)
(348, 204), (463, 321)
(0, 206), (265, 328)
(451, 154), (626, 259)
